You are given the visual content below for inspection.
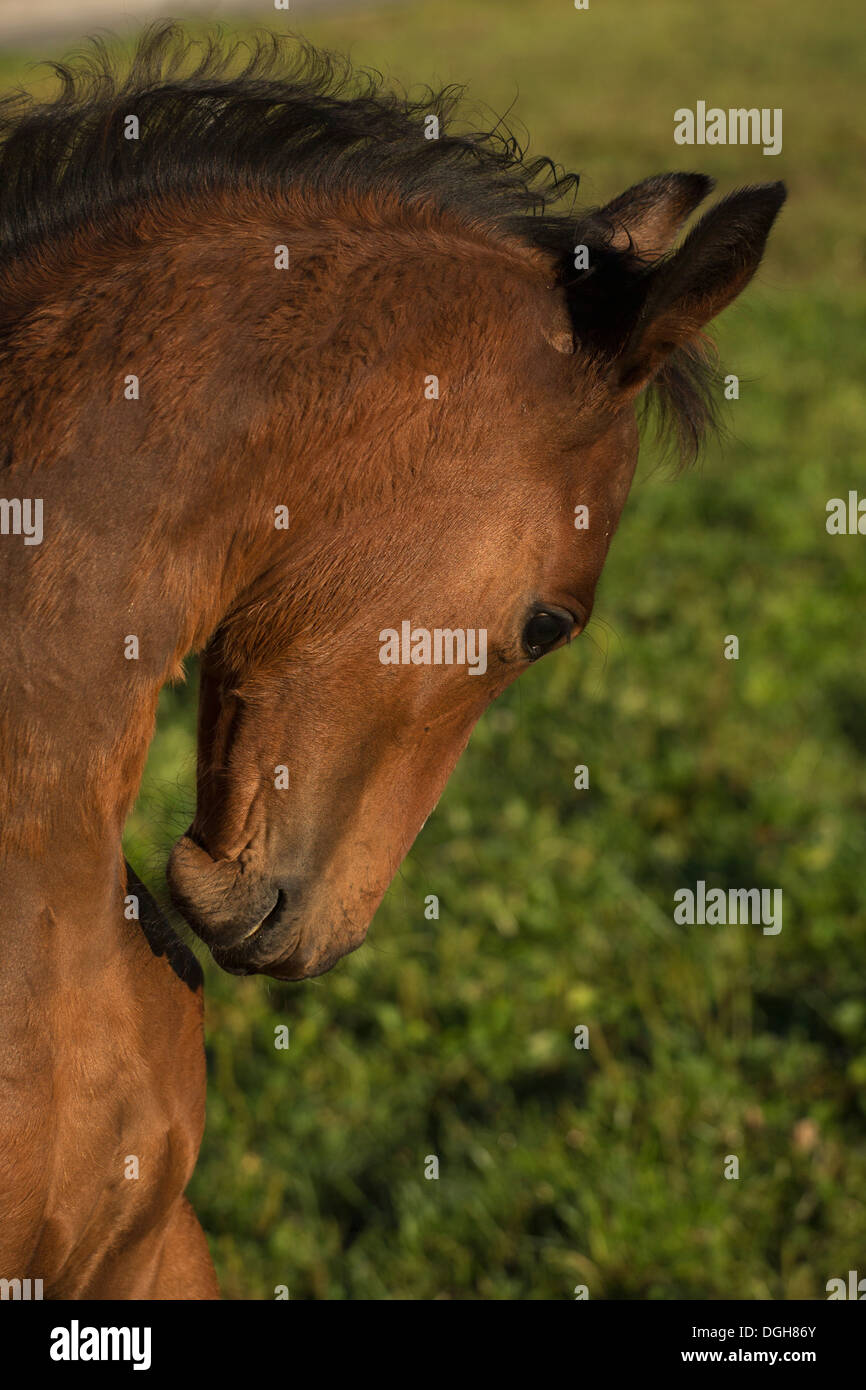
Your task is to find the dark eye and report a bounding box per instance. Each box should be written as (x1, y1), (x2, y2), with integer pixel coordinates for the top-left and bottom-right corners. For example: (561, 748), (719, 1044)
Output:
(522, 607), (575, 660)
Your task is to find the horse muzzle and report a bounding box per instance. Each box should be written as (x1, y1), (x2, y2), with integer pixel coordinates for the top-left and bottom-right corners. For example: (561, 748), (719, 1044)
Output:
(166, 833), (367, 979)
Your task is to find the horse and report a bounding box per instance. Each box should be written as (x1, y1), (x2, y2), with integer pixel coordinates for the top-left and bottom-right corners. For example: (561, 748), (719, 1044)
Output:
(0, 24), (784, 1299)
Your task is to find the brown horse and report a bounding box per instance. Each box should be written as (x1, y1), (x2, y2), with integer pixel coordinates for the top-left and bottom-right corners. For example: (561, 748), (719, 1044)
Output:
(0, 26), (784, 1298)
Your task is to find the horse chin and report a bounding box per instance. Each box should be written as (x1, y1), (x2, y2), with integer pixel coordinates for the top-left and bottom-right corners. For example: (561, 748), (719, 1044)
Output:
(210, 923), (365, 981)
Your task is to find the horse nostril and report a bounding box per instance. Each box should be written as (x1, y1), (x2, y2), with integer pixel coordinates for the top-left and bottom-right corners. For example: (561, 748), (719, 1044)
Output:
(166, 834), (280, 949)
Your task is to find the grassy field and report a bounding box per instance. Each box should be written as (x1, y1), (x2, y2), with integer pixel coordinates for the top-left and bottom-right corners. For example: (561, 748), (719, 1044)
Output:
(7, 0), (866, 1297)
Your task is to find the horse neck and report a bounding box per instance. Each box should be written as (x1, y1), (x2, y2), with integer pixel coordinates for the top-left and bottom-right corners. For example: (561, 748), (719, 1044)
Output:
(0, 252), (285, 872)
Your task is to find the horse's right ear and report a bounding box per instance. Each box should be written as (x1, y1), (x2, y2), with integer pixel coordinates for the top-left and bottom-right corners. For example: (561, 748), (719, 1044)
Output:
(614, 181), (787, 396)
(589, 172), (715, 262)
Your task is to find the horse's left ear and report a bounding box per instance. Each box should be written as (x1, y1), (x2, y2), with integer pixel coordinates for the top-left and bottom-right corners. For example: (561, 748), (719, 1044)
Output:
(615, 181), (786, 396)
(590, 171), (715, 261)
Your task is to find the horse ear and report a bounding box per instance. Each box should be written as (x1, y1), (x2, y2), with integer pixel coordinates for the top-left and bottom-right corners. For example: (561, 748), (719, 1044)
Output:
(615, 181), (787, 395)
(590, 172), (715, 261)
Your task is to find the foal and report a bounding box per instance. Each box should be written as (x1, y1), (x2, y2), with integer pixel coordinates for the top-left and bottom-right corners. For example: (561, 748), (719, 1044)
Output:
(0, 27), (784, 1297)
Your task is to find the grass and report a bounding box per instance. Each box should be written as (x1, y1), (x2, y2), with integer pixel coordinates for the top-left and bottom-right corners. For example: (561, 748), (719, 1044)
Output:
(6, 0), (866, 1298)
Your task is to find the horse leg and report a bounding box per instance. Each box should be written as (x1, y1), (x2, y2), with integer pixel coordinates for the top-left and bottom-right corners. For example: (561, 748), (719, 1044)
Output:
(146, 1196), (220, 1300)
(80, 1196), (220, 1299)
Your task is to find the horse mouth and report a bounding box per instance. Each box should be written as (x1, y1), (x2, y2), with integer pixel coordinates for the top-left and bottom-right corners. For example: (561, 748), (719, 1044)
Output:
(211, 935), (303, 979)
(210, 901), (368, 981)
(211, 889), (303, 975)
(239, 888), (287, 943)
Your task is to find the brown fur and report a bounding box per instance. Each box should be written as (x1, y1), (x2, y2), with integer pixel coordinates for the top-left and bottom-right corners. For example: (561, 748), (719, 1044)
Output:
(0, 30), (784, 1298)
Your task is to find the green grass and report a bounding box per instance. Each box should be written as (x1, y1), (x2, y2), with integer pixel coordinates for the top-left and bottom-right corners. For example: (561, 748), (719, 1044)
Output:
(9, 0), (866, 1298)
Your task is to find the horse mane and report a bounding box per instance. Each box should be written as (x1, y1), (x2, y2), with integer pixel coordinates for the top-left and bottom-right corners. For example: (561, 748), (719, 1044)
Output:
(0, 21), (716, 462)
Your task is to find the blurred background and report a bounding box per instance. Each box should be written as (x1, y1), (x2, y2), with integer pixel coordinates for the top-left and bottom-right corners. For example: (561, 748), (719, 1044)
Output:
(4, 1), (864, 1298)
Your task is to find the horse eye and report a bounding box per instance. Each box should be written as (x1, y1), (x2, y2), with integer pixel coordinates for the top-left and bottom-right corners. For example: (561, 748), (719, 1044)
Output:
(522, 608), (573, 660)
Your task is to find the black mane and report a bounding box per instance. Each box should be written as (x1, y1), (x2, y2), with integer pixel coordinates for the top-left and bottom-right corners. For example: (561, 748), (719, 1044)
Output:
(0, 22), (716, 460)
